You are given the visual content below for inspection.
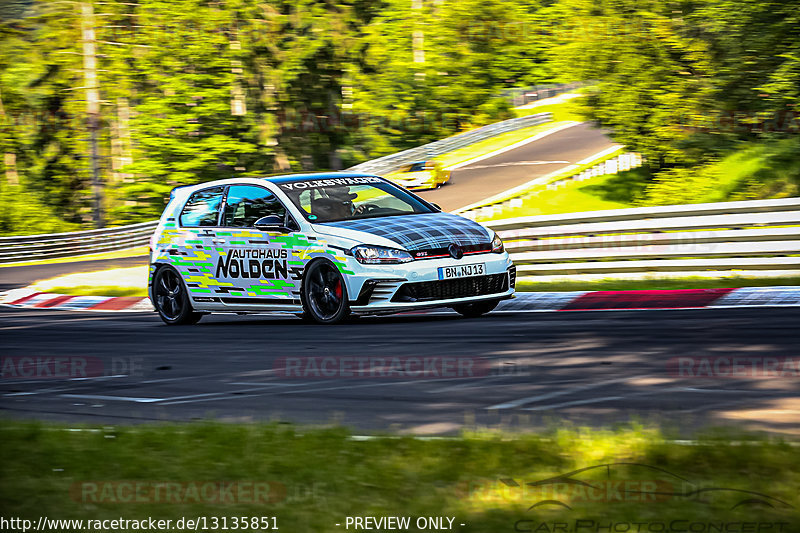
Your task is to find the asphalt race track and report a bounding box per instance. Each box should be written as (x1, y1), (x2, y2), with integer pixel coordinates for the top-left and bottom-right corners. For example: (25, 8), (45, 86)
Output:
(0, 256), (146, 292)
(417, 122), (614, 211)
(2, 122), (797, 435)
(2, 306), (799, 435)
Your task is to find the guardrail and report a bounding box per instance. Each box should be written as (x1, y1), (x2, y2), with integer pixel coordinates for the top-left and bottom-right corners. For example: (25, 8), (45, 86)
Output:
(0, 221), (157, 264)
(501, 82), (584, 107)
(487, 197), (800, 279)
(347, 112), (552, 176)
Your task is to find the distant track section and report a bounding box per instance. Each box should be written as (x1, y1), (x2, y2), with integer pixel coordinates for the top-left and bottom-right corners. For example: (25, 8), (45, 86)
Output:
(347, 112), (552, 176)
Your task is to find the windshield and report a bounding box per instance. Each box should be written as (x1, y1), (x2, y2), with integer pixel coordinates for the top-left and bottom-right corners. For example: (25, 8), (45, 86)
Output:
(276, 176), (436, 223)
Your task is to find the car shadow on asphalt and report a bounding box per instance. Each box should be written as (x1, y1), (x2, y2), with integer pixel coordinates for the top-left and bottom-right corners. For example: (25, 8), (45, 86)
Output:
(191, 312), (472, 327)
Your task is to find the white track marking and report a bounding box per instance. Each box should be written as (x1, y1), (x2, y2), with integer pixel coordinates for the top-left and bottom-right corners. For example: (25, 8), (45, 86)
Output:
(60, 394), (163, 403)
(159, 376), (484, 406)
(522, 395), (625, 410)
(487, 374), (654, 410)
(52, 377), (472, 407)
(0, 314), (128, 330)
(427, 376), (508, 393)
(520, 385), (788, 411)
(457, 160), (569, 171)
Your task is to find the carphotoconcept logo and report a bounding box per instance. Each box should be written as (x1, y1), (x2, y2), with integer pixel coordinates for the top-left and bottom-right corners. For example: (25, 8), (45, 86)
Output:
(495, 463), (792, 532)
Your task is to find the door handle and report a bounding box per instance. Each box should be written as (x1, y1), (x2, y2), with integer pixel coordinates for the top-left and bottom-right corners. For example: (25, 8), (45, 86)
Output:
(212, 238), (226, 245)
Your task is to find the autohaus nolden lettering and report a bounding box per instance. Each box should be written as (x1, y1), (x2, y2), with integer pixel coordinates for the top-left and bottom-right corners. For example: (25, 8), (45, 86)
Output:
(215, 248), (289, 279)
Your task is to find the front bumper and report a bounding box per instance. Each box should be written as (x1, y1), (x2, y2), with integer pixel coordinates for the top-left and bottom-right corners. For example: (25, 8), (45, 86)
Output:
(346, 252), (515, 314)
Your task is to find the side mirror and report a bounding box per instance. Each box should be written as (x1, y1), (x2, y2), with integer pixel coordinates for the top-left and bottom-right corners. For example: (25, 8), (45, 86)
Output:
(254, 215), (289, 232)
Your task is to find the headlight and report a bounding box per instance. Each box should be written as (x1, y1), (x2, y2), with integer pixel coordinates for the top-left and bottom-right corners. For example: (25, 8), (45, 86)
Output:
(491, 233), (504, 253)
(350, 245), (413, 264)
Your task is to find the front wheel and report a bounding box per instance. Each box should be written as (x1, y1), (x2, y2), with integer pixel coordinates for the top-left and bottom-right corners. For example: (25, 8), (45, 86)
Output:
(452, 300), (498, 318)
(301, 260), (351, 324)
(152, 266), (203, 325)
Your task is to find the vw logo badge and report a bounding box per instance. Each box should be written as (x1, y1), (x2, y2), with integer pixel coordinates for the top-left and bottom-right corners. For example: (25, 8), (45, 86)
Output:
(448, 243), (464, 260)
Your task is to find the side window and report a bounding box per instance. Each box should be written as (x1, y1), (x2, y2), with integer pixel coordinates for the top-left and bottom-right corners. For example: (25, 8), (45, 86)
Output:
(223, 185), (287, 227)
(179, 187), (224, 227)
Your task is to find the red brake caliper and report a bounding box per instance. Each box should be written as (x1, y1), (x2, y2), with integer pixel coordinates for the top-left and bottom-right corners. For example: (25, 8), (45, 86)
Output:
(334, 279), (343, 299)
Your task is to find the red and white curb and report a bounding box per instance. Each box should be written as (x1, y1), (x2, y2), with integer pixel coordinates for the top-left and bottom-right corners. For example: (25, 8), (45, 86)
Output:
(1, 286), (799, 314)
(498, 287), (800, 312)
(0, 288), (153, 312)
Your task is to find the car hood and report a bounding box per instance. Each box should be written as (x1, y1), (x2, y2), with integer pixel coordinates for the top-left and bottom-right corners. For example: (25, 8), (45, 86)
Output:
(316, 212), (492, 251)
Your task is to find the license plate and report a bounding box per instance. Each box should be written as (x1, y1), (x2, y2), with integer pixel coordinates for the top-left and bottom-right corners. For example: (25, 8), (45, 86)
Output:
(438, 263), (486, 280)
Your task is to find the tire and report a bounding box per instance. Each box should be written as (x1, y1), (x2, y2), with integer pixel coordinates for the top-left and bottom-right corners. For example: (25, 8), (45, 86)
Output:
(452, 300), (498, 318)
(301, 259), (351, 324)
(152, 266), (203, 325)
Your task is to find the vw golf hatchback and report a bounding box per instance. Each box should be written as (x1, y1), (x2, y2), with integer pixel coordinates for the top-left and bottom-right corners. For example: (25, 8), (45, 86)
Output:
(149, 173), (515, 324)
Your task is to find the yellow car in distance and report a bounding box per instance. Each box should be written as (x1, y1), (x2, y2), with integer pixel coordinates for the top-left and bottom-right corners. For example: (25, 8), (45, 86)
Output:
(384, 160), (451, 190)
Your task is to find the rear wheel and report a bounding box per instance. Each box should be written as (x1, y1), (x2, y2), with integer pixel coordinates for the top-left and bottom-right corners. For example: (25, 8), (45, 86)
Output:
(302, 260), (350, 324)
(452, 300), (498, 318)
(153, 266), (203, 325)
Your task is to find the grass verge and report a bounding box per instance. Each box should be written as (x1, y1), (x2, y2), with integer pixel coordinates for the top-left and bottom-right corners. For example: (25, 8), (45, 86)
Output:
(0, 246), (149, 269)
(1, 421), (797, 531)
(471, 148), (632, 220)
(45, 285), (147, 297)
(514, 93), (586, 123)
(29, 265), (148, 296)
(517, 276), (800, 292)
(643, 137), (800, 206)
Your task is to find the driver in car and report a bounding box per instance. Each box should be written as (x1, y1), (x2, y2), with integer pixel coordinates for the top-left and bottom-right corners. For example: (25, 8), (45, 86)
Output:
(310, 188), (359, 222)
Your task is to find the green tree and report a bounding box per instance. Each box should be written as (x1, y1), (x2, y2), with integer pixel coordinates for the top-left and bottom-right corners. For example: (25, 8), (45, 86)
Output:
(351, 0), (553, 157)
(549, 0), (800, 169)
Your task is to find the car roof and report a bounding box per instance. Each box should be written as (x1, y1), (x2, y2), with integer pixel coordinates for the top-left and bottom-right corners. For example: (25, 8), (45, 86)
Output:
(262, 172), (380, 184)
(168, 172), (385, 201)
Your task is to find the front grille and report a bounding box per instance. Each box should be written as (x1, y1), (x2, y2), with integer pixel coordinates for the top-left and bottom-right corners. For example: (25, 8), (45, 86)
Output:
(412, 243), (492, 259)
(392, 273), (509, 302)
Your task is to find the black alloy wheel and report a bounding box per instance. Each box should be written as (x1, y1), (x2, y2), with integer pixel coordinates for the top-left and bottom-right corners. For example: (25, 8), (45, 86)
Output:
(153, 266), (203, 325)
(302, 260), (351, 324)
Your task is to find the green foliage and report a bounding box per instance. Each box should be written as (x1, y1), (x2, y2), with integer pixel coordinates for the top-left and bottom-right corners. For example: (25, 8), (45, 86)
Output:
(0, 182), (79, 236)
(2, 421), (799, 527)
(0, 0), (558, 232)
(1, 0), (798, 233)
(548, 0), (800, 205)
(0, 7), (92, 227)
(350, 0), (553, 156)
(643, 136), (800, 205)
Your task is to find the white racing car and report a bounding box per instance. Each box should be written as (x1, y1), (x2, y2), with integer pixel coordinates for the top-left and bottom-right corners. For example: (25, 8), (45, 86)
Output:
(148, 173), (516, 324)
